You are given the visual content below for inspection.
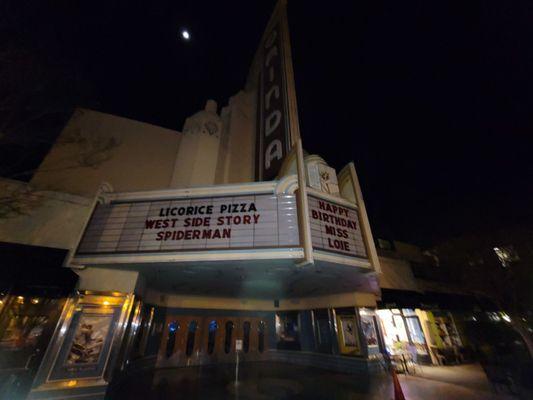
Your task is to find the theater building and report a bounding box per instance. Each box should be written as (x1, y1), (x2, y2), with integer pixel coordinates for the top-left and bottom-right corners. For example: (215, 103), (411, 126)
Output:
(0, 2), (384, 399)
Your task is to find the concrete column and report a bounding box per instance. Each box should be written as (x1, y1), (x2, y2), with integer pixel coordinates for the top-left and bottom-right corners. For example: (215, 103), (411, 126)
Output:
(299, 310), (316, 352)
(76, 267), (145, 296)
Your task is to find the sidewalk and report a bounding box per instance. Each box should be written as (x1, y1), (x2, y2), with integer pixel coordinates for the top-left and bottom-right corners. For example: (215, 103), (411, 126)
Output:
(398, 363), (516, 400)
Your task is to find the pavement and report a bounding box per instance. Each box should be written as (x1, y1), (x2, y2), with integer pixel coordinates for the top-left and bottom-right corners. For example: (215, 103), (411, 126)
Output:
(109, 361), (392, 399)
(398, 363), (519, 400)
(109, 361), (526, 399)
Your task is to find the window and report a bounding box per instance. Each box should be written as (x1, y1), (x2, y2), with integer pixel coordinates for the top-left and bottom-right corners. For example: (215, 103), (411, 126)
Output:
(207, 320), (218, 355)
(493, 246), (519, 268)
(405, 317), (426, 347)
(186, 320), (198, 357)
(258, 321), (266, 353)
(166, 321), (179, 358)
(377, 309), (429, 357)
(224, 321), (234, 353)
(243, 321), (251, 353)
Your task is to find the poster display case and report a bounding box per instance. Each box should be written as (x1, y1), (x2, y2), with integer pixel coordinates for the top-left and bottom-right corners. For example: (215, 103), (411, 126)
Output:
(29, 291), (135, 397)
(359, 313), (379, 350)
(335, 315), (360, 355)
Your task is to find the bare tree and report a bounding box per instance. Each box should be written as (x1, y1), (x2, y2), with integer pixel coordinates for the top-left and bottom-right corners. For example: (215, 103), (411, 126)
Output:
(0, 1), (120, 218)
(434, 229), (533, 358)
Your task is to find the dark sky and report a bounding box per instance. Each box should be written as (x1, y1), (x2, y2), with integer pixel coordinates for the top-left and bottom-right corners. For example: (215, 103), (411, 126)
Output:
(2, 0), (533, 246)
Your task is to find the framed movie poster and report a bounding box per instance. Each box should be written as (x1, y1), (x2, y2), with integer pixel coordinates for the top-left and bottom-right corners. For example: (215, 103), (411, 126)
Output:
(360, 314), (379, 348)
(336, 315), (360, 355)
(48, 305), (121, 381)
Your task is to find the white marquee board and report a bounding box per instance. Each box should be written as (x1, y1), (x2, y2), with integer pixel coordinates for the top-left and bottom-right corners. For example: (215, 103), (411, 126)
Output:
(308, 195), (368, 260)
(77, 194), (299, 255)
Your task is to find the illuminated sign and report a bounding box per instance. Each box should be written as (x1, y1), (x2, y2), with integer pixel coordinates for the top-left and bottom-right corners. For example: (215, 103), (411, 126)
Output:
(255, 22), (291, 181)
(308, 195), (368, 259)
(77, 194), (299, 255)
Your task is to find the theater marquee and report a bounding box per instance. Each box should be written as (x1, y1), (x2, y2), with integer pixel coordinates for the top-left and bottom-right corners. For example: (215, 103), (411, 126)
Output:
(77, 194), (299, 255)
(308, 195), (368, 260)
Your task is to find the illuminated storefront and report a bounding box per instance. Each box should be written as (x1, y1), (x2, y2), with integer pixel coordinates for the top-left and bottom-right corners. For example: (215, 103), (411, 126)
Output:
(376, 308), (431, 364)
(377, 303), (466, 366)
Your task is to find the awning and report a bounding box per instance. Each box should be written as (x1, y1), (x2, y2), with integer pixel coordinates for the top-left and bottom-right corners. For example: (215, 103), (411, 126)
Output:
(422, 291), (498, 312)
(0, 242), (78, 296)
(377, 288), (497, 312)
(378, 288), (427, 309)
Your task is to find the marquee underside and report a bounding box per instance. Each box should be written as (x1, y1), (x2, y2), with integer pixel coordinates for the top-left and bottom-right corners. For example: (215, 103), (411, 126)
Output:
(81, 258), (378, 299)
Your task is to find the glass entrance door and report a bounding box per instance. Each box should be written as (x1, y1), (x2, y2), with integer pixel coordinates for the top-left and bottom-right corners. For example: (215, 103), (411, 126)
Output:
(313, 309), (333, 354)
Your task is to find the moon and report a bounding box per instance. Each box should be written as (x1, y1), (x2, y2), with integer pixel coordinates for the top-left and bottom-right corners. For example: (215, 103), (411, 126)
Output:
(181, 29), (190, 41)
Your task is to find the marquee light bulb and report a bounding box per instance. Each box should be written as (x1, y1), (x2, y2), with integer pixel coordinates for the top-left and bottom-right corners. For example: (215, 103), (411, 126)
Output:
(181, 29), (190, 40)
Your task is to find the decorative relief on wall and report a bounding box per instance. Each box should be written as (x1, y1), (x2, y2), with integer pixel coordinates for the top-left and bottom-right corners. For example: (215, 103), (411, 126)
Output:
(307, 160), (339, 196)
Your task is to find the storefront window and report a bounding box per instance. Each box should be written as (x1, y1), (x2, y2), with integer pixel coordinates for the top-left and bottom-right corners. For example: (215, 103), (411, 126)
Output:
(0, 296), (59, 371)
(258, 321), (266, 353)
(186, 320), (197, 357)
(224, 321), (234, 353)
(359, 311), (379, 350)
(402, 308), (416, 317)
(405, 316), (428, 356)
(207, 320), (218, 355)
(433, 312), (462, 347)
(243, 321), (250, 353)
(377, 309), (429, 361)
(275, 312), (300, 350)
(166, 321), (179, 358)
(392, 314), (409, 341)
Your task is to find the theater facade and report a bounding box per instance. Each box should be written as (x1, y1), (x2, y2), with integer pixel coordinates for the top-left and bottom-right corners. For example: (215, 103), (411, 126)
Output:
(0, 2), (385, 399)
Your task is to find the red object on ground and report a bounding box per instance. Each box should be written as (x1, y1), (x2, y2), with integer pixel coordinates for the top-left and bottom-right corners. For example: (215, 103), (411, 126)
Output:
(392, 369), (406, 400)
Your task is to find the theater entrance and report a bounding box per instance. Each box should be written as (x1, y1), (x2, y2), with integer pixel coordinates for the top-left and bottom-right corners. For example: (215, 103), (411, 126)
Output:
(157, 314), (268, 368)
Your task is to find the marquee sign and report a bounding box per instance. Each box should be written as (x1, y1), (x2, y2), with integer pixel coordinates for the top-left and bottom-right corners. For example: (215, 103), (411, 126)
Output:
(308, 195), (368, 259)
(76, 194), (299, 255)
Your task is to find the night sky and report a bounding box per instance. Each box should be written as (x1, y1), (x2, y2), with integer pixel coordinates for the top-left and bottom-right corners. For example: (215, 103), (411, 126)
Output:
(2, 1), (533, 246)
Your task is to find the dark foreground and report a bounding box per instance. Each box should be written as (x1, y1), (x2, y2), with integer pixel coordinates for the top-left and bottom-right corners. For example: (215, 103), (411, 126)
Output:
(107, 361), (392, 400)
(108, 361), (529, 400)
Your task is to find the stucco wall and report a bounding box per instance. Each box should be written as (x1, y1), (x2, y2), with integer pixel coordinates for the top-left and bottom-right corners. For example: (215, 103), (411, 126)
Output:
(378, 255), (419, 291)
(0, 178), (92, 250)
(144, 289), (376, 311)
(76, 268), (143, 293)
(218, 91), (255, 183)
(30, 108), (182, 197)
(392, 241), (427, 263)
